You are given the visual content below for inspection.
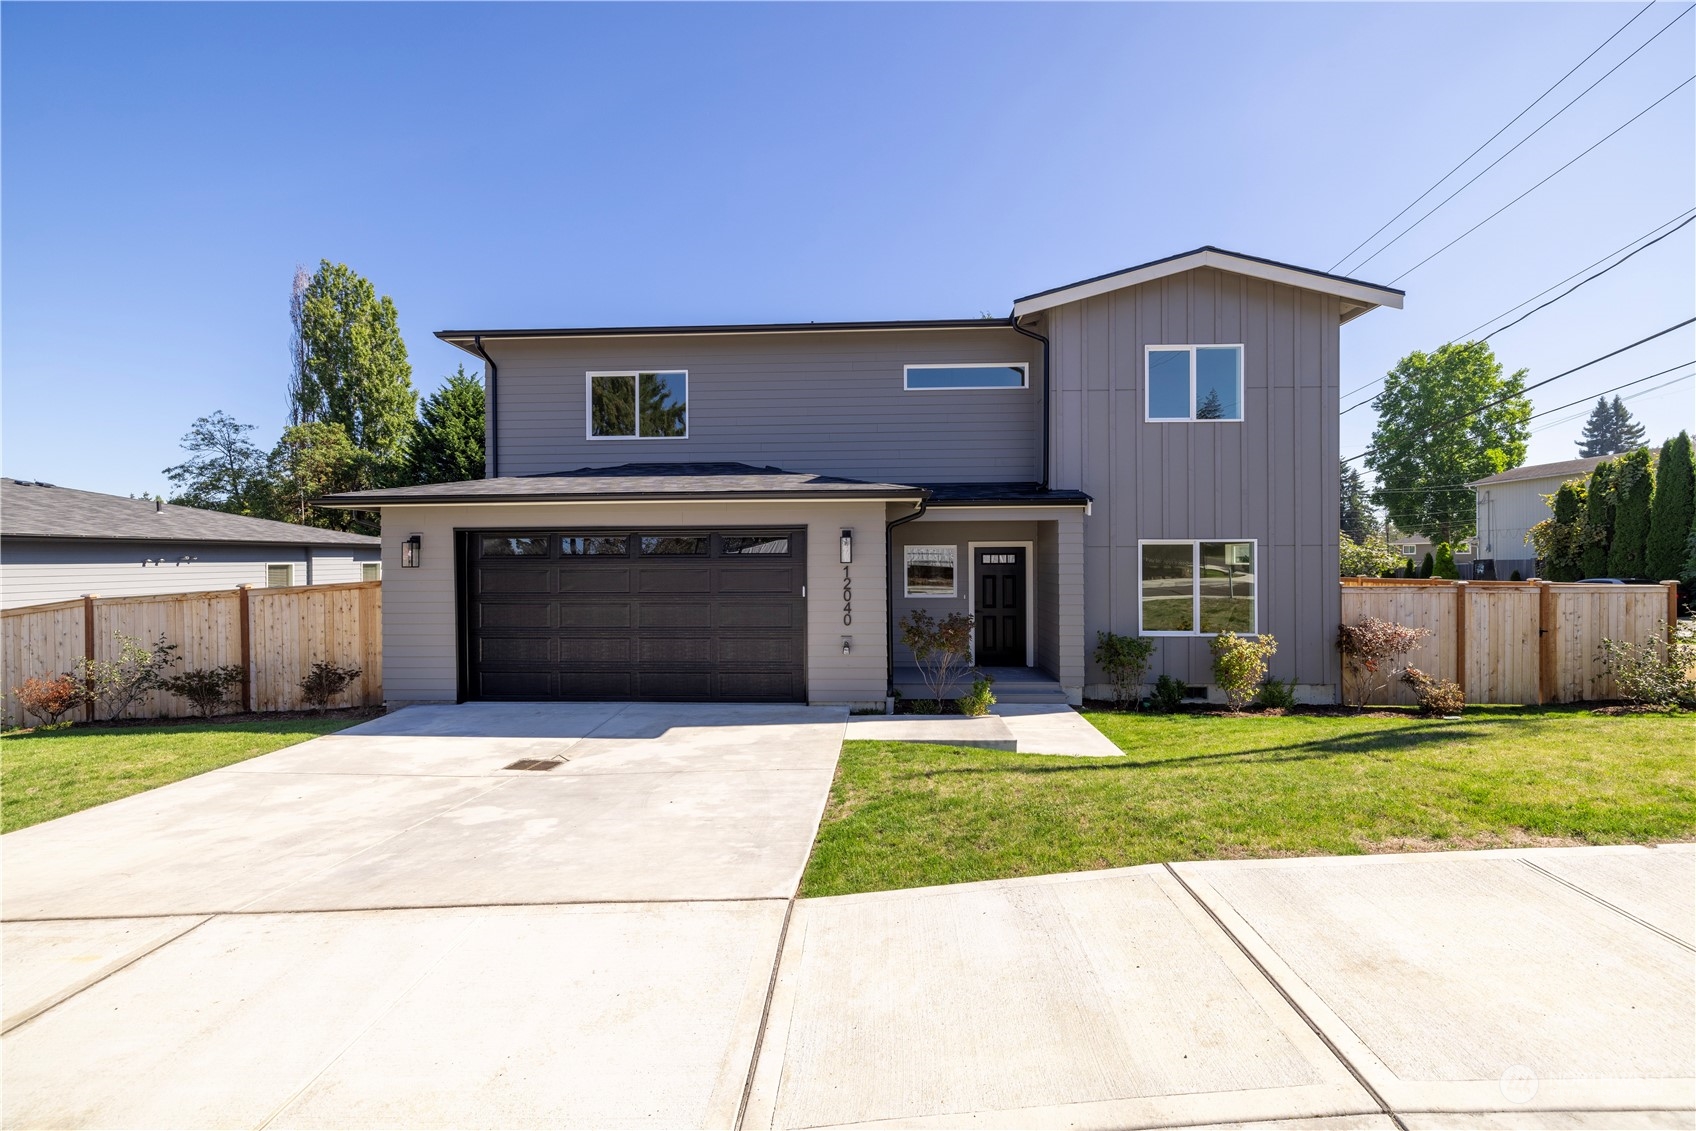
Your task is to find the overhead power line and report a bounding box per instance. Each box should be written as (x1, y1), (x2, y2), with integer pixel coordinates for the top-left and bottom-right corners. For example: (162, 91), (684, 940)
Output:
(1387, 74), (1696, 285)
(1328, 2), (1656, 273)
(1342, 319), (1696, 465)
(1347, 4), (1695, 276)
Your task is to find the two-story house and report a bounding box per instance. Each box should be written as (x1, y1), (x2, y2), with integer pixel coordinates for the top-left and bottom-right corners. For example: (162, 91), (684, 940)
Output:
(321, 247), (1401, 709)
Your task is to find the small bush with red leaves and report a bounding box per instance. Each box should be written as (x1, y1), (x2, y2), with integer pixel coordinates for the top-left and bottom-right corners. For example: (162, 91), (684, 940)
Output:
(13, 674), (83, 727)
(1336, 618), (1433, 708)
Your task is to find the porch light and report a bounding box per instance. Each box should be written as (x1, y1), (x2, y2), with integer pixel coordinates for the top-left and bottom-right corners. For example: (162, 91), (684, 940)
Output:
(402, 534), (422, 568)
(840, 529), (853, 564)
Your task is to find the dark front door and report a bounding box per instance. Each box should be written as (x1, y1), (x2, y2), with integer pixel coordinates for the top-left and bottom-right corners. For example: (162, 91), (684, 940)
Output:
(465, 528), (807, 702)
(974, 547), (1026, 666)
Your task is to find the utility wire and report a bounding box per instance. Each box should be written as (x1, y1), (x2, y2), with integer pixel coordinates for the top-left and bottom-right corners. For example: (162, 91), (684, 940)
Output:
(1328, 1), (1656, 273)
(1342, 319), (1696, 465)
(1387, 74), (1696, 285)
(1338, 207), (1696, 402)
(1348, 4), (1695, 275)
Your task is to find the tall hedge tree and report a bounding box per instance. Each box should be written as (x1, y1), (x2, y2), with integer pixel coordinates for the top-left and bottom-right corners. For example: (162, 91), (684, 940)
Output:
(406, 366), (486, 485)
(1647, 431), (1694, 581)
(1367, 341), (1531, 545)
(1606, 448), (1654, 577)
(1534, 480), (1588, 582)
(291, 260), (418, 483)
(1578, 460), (1616, 578)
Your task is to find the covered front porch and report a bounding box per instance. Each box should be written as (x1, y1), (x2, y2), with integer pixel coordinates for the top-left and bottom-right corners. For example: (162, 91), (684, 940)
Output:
(886, 485), (1089, 705)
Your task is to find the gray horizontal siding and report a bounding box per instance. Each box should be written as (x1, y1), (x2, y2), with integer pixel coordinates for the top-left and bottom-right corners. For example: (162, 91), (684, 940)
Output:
(0, 541), (379, 609)
(486, 329), (1041, 483)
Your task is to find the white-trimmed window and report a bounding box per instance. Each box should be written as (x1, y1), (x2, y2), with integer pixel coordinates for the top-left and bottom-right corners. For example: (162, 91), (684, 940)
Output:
(904, 545), (958, 596)
(586, 371), (688, 438)
(1146, 345), (1243, 421)
(904, 363), (1028, 391)
(266, 563), (294, 588)
(361, 562), (382, 582)
(1138, 540), (1257, 635)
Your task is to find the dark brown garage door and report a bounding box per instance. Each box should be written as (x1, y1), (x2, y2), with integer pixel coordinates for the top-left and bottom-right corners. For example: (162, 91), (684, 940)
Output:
(464, 528), (807, 702)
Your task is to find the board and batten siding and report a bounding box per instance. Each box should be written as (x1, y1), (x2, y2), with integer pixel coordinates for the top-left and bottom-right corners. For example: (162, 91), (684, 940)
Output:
(0, 540), (378, 610)
(1042, 266), (1343, 696)
(379, 499), (891, 708)
(484, 329), (1042, 483)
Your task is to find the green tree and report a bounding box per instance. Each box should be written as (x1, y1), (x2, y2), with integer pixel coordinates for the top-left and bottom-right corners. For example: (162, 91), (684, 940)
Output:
(265, 422), (374, 534)
(1606, 448), (1654, 577)
(1418, 551), (1435, 579)
(1576, 395), (1648, 458)
(1340, 533), (1403, 578)
(162, 411), (269, 514)
(1647, 431), (1694, 581)
(406, 366), (486, 485)
(291, 260), (418, 480)
(1367, 341), (1531, 544)
(1340, 462), (1377, 544)
(1578, 459), (1616, 578)
(1529, 480), (1587, 581)
(1432, 543), (1460, 579)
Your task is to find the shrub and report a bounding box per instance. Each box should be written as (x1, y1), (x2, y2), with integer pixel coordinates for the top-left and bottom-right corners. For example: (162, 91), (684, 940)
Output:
(13, 674), (83, 727)
(1254, 677), (1298, 710)
(300, 660), (363, 711)
(1418, 552), (1434, 579)
(1530, 480), (1588, 581)
(1094, 631), (1156, 709)
(75, 633), (180, 720)
(1210, 633), (1276, 712)
(1607, 448), (1654, 577)
(160, 665), (245, 719)
(1340, 533), (1404, 579)
(1432, 543), (1459, 579)
(1580, 459), (1617, 578)
(1336, 618), (1433, 708)
(958, 675), (996, 717)
(1399, 666), (1465, 716)
(1595, 623), (1696, 709)
(1151, 674), (1187, 713)
(1509, 570), (1523, 581)
(898, 609), (974, 712)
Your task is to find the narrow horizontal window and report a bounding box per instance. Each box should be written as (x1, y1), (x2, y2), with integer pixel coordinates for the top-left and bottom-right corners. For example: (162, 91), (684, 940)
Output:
(588, 371), (688, 438)
(1145, 346), (1243, 422)
(722, 535), (791, 555)
(1139, 540), (1257, 635)
(481, 536), (549, 557)
(641, 535), (708, 556)
(904, 364), (1027, 391)
(560, 535), (629, 556)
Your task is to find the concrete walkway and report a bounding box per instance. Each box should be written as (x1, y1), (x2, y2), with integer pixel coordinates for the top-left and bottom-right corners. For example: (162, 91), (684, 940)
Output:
(843, 703), (1122, 756)
(5, 705), (1692, 1130)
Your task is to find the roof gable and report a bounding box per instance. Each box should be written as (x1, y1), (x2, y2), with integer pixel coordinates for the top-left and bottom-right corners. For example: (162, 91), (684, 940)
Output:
(1010, 246), (1404, 322)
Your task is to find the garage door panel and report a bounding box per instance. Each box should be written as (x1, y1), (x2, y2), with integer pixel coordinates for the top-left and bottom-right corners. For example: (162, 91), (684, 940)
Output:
(468, 528), (805, 703)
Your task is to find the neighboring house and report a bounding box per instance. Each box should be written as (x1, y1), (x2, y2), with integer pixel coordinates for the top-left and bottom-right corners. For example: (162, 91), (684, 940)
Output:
(1, 479), (380, 609)
(1385, 530), (1473, 574)
(320, 246), (1402, 708)
(1469, 455), (1604, 580)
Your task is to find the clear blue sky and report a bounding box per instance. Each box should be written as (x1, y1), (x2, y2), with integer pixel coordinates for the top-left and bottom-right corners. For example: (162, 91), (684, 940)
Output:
(4, 2), (1692, 499)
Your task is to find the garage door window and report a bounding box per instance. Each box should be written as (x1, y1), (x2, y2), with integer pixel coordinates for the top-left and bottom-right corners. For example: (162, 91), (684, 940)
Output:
(560, 535), (629, 556)
(641, 535), (709, 555)
(482, 536), (549, 556)
(722, 535), (791, 555)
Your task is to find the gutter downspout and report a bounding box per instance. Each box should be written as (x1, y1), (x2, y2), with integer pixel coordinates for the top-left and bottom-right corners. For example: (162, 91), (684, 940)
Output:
(470, 334), (498, 478)
(1010, 315), (1051, 489)
(885, 497), (929, 701)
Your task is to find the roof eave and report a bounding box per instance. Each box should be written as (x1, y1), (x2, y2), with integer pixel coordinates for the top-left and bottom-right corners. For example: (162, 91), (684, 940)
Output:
(314, 489), (930, 508)
(436, 318), (1014, 350)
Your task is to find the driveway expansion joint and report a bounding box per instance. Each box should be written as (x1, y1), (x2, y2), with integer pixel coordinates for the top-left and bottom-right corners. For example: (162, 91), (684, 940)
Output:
(1520, 858), (1696, 953)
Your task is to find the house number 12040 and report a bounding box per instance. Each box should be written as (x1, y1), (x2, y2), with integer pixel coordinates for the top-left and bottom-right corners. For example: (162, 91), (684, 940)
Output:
(842, 565), (852, 626)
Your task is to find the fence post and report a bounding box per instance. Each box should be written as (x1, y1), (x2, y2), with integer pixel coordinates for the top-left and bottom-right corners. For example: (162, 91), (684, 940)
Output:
(1534, 580), (1555, 705)
(1666, 580), (1682, 645)
(238, 584), (254, 713)
(1453, 581), (1468, 699)
(82, 594), (97, 722)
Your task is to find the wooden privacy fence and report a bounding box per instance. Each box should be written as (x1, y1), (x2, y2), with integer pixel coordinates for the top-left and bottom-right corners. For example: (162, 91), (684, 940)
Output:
(2, 581), (382, 724)
(1340, 578), (1681, 705)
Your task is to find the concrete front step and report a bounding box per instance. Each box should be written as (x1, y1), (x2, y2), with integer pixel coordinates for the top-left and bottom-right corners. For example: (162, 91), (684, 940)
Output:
(893, 665), (1067, 704)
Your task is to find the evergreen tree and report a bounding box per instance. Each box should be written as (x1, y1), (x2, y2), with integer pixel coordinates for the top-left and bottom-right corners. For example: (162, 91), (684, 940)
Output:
(1418, 551), (1435, 579)
(1579, 460), (1616, 578)
(1605, 448), (1653, 577)
(1538, 480), (1588, 581)
(1196, 388), (1224, 420)
(1576, 396), (1648, 458)
(1340, 462), (1377, 544)
(406, 367), (487, 485)
(1646, 431), (1694, 581)
(1433, 543), (1459, 579)
(290, 260), (418, 482)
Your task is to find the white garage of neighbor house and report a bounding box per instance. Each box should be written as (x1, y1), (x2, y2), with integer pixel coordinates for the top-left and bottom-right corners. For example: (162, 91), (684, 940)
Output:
(0, 478), (380, 610)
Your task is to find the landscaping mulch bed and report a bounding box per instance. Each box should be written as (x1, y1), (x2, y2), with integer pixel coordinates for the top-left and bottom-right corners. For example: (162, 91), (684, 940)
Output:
(10, 705), (384, 734)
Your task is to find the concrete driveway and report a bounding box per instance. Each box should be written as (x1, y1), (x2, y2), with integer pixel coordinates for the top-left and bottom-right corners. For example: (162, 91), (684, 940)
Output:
(2, 702), (847, 1129)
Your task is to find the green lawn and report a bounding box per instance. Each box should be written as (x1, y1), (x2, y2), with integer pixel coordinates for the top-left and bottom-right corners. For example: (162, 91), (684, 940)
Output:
(1, 718), (362, 833)
(800, 706), (1696, 897)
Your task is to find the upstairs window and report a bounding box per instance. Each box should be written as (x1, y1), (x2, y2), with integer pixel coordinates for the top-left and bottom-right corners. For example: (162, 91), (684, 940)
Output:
(904, 363), (1027, 391)
(1146, 345), (1243, 422)
(588, 371), (688, 438)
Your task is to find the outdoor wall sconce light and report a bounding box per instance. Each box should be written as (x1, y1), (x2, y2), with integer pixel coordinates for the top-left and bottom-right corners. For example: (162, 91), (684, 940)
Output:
(841, 637), (852, 655)
(840, 529), (853, 564)
(402, 534), (422, 568)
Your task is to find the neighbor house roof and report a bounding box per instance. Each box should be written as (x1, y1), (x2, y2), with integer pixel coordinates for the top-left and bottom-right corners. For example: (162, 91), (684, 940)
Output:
(1010, 246), (1405, 322)
(315, 463), (931, 507)
(1, 479), (378, 546)
(1468, 456), (1605, 489)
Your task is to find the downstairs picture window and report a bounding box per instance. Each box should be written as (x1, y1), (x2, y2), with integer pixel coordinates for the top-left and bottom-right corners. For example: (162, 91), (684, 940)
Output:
(1138, 540), (1257, 635)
